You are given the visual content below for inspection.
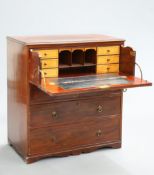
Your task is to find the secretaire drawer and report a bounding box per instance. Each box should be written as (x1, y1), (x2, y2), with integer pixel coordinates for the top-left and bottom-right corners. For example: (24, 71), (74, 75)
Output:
(38, 49), (58, 58)
(97, 46), (120, 55)
(41, 59), (58, 68)
(41, 68), (58, 78)
(97, 55), (119, 64)
(30, 95), (121, 128)
(96, 64), (119, 74)
(29, 116), (121, 155)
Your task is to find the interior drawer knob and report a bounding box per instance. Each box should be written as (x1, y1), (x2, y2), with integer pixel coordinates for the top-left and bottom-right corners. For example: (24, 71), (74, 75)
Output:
(97, 105), (103, 112)
(96, 129), (102, 137)
(52, 111), (58, 119)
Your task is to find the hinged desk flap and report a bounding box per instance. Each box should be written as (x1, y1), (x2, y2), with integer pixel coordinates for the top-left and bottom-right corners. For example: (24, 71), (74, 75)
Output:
(29, 74), (152, 96)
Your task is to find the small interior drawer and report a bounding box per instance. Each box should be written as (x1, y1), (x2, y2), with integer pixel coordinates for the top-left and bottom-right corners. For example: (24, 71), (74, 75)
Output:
(97, 55), (119, 64)
(41, 68), (58, 78)
(97, 46), (120, 55)
(96, 64), (119, 74)
(41, 59), (58, 68)
(29, 116), (121, 155)
(108, 64), (119, 73)
(38, 49), (58, 58)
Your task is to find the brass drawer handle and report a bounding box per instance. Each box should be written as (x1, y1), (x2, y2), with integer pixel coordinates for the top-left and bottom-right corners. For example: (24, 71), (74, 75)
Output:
(96, 129), (102, 137)
(107, 49), (110, 53)
(52, 111), (58, 119)
(107, 58), (110, 62)
(43, 62), (47, 66)
(97, 105), (103, 112)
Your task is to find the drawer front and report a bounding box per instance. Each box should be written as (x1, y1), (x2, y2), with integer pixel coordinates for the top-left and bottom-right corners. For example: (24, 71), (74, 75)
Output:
(41, 59), (58, 69)
(30, 95), (121, 128)
(97, 46), (120, 55)
(38, 50), (58, 58)
(29, 116), (121, 155)
(96, 64), (119, 74)
(108, 64), (119, 73)
(97, 55), (119, 64)
(41, 68), (58, 78)
(97, 65), (108, 74)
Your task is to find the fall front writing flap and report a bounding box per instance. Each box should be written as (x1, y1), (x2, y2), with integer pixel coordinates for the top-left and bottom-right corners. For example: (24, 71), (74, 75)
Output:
(29, 74), (151, 96)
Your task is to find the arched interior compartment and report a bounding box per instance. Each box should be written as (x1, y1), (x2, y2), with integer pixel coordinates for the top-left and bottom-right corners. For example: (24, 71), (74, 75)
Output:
(85, 49), (96, 64)
(72, 49), (84, 65)
(59, 50), (71, 67)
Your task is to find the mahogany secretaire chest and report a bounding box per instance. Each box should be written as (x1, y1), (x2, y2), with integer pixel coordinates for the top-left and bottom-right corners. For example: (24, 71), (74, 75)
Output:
(7, 34), (152, 163)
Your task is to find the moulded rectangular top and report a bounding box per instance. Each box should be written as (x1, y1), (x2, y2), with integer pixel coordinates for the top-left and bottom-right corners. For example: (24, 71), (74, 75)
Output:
(7, 34), (125, 45)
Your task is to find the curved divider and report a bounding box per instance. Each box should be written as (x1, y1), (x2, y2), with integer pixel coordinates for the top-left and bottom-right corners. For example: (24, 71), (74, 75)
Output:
(72, 49), (84, 65)
(85, 49), (96, 64)
(58, 48), (96, 76)
(59, 50), (72, 67)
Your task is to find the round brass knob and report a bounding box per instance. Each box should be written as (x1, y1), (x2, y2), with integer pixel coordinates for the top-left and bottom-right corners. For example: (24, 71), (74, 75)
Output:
(97, 105), (103, 113)
(107, 58), (110, 62)
(44, 63), (47, 66)
(96, 129), (102, 137)
(107, 49), (110, 53)
(52, 111), (58, 119)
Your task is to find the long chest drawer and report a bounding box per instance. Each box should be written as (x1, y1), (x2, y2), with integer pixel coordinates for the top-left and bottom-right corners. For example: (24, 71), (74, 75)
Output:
(30, 93), (121, 128)
(29, 116), (121, 155)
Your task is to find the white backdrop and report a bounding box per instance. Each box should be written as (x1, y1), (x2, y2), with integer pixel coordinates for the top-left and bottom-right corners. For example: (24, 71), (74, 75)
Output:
(0, 0), (154, 174)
